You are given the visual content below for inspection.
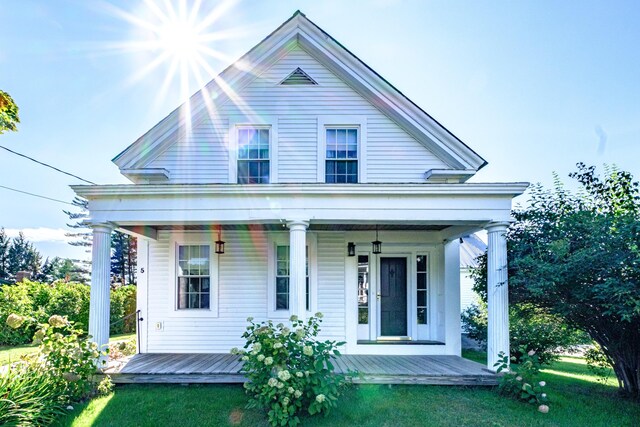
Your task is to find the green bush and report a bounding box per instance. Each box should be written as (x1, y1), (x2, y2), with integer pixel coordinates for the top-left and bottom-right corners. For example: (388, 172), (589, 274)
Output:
(494, 346), (550, 413)
(1, 314), (109, 426)
(0, 281), (137, 345)
(462, 302), (587, 364)
(235, 314), (349, 427)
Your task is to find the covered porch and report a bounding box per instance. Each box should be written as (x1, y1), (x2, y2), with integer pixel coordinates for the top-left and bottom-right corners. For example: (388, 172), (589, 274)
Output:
(105, 353), (498, 385)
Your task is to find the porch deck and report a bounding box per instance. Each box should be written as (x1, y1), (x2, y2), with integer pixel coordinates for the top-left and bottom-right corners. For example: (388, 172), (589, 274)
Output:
(105, 353), (498, 386)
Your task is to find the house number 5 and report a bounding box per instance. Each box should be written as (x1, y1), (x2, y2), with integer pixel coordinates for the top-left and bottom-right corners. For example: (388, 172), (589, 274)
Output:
(140, 268), (145, 274)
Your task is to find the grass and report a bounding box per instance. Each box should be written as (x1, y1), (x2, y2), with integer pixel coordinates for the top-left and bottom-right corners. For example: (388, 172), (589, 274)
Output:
(57, 351), (640, 427)
(0, 333), (135, 366)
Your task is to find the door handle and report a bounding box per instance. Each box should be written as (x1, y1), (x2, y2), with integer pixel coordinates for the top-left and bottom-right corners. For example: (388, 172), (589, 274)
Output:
(376, 293), (381, 300)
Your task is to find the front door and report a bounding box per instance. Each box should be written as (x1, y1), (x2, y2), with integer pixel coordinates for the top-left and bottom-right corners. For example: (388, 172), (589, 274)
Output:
(379, 257), (407, 337)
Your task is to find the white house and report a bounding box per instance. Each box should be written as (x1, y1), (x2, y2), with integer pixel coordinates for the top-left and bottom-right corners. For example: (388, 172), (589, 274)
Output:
(73, 11), (527, 372)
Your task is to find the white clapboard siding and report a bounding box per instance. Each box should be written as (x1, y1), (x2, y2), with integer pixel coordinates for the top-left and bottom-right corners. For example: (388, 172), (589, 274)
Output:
(141, 44), (448, 184)
(146, 118), (229, 184)
(316, 232), (346, 342)
(146, 230), (347, 353)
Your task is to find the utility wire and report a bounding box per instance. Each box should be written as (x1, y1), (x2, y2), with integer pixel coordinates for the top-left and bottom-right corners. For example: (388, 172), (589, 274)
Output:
(0, 145), (97, 185)
(0, 184), (76, 206)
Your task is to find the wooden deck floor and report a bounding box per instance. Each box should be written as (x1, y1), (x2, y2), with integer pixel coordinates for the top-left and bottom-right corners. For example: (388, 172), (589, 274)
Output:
(106, 353), (497, 385)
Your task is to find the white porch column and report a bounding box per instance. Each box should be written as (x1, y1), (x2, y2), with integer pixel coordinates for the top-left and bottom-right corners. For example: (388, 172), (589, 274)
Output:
(89, 223), (113, 360)
(486, 222), (510, 371)
(287, 219), (309, 318)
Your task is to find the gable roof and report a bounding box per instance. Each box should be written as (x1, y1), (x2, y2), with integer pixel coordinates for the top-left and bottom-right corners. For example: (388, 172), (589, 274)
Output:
(113, 11), (487, 173)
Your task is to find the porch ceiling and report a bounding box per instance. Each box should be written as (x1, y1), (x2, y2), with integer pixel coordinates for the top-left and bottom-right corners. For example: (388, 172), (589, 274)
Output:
(147, 224), (450, 232)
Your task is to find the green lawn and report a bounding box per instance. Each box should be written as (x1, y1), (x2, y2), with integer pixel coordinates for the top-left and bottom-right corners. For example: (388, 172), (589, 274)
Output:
(0, 333), (135, 366)
(57, 351), (640, 427)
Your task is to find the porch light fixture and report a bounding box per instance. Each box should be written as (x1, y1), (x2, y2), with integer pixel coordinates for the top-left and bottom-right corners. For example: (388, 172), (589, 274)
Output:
(215, 225), (225, 254)
(372, 225), (382, 254)
(347, 242), (356, 257)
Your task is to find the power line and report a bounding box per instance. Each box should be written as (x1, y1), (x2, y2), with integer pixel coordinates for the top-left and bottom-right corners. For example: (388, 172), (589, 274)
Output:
(0, 145), (97, 185)
(0, 184), (76, 206)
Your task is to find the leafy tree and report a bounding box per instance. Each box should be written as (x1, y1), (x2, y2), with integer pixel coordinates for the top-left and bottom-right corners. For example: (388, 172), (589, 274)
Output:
(0, 90), (19, 134)
(7, 232), (41, 279)
(0, 228), (9, 279)
(501, 163), (640, 398)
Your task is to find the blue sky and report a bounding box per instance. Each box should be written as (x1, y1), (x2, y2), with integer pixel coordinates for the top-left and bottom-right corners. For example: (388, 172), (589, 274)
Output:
(1, 0), (639, 260)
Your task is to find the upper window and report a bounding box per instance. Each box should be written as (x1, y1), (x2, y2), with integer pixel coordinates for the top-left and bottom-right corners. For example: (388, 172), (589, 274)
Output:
(325, 128), (358, 183)
(237, 128), (270, 183)
(177, 245), (210, 309)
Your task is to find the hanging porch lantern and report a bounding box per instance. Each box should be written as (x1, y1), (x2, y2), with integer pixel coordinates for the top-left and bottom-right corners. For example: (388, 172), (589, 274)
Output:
(347, 242), (356, 257)
(372, 225), (382, 254)
(215, 225), (225, 254)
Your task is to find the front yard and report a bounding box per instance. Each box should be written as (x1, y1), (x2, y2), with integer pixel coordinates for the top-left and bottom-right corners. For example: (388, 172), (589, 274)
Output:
(57, 352), (640, 427)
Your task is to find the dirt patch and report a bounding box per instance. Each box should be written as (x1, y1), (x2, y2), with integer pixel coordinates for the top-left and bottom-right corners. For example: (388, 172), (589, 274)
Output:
(229, 408), (244, 425)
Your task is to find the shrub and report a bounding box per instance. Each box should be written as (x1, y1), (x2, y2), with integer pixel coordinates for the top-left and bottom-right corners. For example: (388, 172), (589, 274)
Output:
(494, 347), (550, 413)
(0, 281), (136, 345)
(108, 337), (137, 359)
(585, 344), (613, 384)
(1, 313), (109, 426)
(235, 314), (348, 427)
(462, 302), (587, 364)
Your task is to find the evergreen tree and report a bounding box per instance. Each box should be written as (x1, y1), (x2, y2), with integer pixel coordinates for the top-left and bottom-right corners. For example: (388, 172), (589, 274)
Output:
(0, 228), (9, 279)
(7, 231), (41, 278)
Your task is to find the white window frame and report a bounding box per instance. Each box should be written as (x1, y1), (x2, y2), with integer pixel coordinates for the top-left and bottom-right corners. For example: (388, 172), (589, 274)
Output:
(317, 116), (367, 183)
(267, 232), (317, 318)
(168, 233), (219, 318)
(228, 117), (278, 184)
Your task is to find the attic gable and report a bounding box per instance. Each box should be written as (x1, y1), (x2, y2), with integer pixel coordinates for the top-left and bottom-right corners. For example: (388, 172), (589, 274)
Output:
(114, 11), (486, 175)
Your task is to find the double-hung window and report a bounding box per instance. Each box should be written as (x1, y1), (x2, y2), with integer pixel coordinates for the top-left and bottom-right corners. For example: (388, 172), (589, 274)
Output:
(177, 245), (211, 309)
(237, 127), (270, 183)
(325, 128), (358, 183)
(275, 245), (309, 311)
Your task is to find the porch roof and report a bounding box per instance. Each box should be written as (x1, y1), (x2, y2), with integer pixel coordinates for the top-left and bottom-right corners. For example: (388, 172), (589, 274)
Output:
(71, 183), (527, 236)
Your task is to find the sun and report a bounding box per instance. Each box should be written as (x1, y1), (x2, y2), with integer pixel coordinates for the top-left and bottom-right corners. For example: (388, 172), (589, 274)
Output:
(99, 0), (240, 107)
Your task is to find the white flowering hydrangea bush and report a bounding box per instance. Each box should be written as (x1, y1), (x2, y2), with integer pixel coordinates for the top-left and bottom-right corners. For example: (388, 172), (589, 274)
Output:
(232, 313), (348, 426)
(494, 346), (550, 413)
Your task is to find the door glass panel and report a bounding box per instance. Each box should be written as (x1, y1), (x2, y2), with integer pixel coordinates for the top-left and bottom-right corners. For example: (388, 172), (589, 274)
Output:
(357, 255), (369, 324)
(416, 255), (428, 325)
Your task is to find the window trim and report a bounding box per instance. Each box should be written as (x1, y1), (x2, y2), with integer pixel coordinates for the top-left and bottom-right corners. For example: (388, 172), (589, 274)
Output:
(228, 117), (278, 184)
(316, 116), (367, 183)
(267, 232), (317, 318)
(168, 233), (220, 318)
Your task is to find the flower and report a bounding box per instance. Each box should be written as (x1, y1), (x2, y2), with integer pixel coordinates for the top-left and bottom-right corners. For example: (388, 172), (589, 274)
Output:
(257, 354), (265, 362)
(282, 397), (290, 405)
(48, 315), (67, 328)
(288, 387), (294, 394)
(282, 327), (290, 334)
(289, 315), (298, 322)
(303, 345), (313, 356)
(538, 404), (549, 414)
(296, 372), (303, 378)
(278, 370), (291, 381)
(62, 372), (80, 382)
(253, 343), (262, 352)
(32, 329), (45, 344)
(6, 314), (25, 329)
(541, 393), (547, 399)
(315, 312), (324, 319)
(241, 355), (249, 361)
(539, 381), (546, 387)
(277, 323), (284, 329)
(66, 405), (74, 410)
(268, 378), (278, 387)
(294, 390), (302, 398)
(264, 357), (273, 366)
(276, 381), (284, 389)
(295, 328), (305, 338)
(528, 349), (536, 356)
(516, 376), (522, 381)
(246, 316), (254, 322)
(230, 347), (239, 355)
(315, 394), (326, 403)
(274, 342), (283, 349)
